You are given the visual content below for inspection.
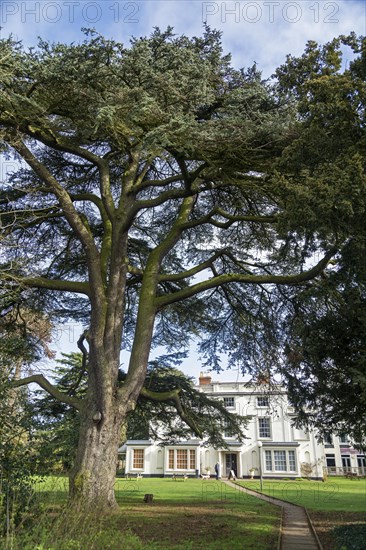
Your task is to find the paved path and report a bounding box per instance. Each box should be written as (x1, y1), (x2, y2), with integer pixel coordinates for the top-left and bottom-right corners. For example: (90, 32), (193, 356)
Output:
(281, 505), (320, 549)
(224, 480), (321, 550)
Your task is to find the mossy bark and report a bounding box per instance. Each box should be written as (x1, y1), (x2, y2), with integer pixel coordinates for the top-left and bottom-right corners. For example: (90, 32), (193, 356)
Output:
(69, 402), (122, 510)
(68, 269), (158, 510)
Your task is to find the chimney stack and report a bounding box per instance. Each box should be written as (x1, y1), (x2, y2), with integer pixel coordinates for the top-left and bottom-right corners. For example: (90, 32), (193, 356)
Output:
(257, 370), (270, 385)
(199, 372), (212, 385)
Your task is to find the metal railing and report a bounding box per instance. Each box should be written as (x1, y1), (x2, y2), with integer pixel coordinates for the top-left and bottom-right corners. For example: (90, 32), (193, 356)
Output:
(325, 466), (366, 477)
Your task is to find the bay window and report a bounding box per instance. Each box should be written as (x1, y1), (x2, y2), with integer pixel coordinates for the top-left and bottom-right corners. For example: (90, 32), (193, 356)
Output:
(168, 448), (196, 470)
(264, 449), (297, 473)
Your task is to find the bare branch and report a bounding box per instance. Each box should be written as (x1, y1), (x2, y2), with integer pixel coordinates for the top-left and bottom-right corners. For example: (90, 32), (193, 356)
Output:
(135, 173), (183, 191)
(135, 163), (206, 192)
(133, 187), (194, 212)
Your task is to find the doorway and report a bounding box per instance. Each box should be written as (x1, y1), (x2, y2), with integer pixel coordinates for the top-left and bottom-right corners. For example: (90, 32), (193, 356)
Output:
(357, 455), (366, 475)
(341, 455), (351, 472)
(225, 453), (237, 477)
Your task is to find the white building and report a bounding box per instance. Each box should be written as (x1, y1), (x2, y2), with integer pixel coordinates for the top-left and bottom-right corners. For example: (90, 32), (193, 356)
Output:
(121, 374), (365, 480)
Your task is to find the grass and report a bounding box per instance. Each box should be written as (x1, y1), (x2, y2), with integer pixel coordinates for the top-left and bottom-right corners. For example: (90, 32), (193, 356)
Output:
(5, 476), (366, 549)
(3, 477), (281, 550)
(236, 477), (366, 512)
(113, 478), (281, 549)
(236, 477), (366, 550)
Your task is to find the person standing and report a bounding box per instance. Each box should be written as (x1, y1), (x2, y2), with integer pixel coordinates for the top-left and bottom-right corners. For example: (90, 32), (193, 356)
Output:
(228, 462), (236, 480)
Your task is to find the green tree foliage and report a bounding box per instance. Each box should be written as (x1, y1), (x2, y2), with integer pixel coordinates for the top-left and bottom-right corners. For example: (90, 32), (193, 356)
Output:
(274, 34), (366, 241)
(282, 239), (366, 446)
(0, 370), (44, 536)
(33, 352), (248, 473)
(274, 34), (366, 446)
(1, 28), (365, 507)
(0, 302), (54, 533)
(127, 358), (248, 448)
(30, 353), (85, 472)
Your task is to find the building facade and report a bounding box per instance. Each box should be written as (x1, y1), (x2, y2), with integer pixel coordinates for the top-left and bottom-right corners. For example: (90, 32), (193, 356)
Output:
(120, 375), (365, 479)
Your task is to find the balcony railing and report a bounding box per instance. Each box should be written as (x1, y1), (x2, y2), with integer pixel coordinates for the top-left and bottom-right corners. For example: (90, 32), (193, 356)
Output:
(324, 466), (366, 477)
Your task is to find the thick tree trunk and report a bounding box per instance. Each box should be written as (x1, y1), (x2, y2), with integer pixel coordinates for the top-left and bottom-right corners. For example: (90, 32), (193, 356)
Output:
(68, 339), (125, 510)
(69, 400), (123, 510)
(67, 243), (159, 510)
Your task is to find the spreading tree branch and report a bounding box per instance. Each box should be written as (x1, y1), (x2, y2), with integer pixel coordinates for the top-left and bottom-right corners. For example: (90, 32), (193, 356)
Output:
(140, 387), (203, 437)
(156, 249), (337, 309)
(182, 207), (278, 230)
(1, 273), (90, 296)
(9, 138), (102, 264)
(67, 331), (89, 396)
(158, 252), (223, 283)
(11, 374), (82, 410)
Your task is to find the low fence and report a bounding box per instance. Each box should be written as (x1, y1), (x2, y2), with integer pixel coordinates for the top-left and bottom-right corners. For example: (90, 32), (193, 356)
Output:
(324, 467), (366, 477)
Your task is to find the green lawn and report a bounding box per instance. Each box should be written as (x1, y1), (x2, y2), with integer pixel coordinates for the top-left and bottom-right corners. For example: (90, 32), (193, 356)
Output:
(114, 477), (281, 549)
(236, 477), (366, 512)
(9, 477), (281, 550)
(236, 478), (366, 550)
(32, 475), (69, 504)
(8, 476), (366, 549)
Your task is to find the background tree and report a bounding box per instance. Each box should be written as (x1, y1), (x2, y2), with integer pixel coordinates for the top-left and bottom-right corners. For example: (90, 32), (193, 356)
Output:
(282, 240), (366, 446)
(1, 28), (364, 509)
(274, 34), (366, 446)
(30, 352), (86, 473)
(0, 374), (35, 537)
(126, 358), (249, 448)
(0, 294), (54, 375)
(32, 352), (248, 473)
(0, 300), (54, 535)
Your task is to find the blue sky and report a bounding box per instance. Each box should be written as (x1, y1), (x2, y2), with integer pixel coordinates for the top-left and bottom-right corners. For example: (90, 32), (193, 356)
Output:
(2, 1), (365, 381)
(1, 1), (365, 76)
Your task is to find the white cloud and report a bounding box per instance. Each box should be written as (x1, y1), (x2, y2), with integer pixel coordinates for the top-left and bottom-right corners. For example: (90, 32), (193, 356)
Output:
(203, 0), (366, 74)
(1, 0), (364, 381)
(1, 1), (363, 75)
